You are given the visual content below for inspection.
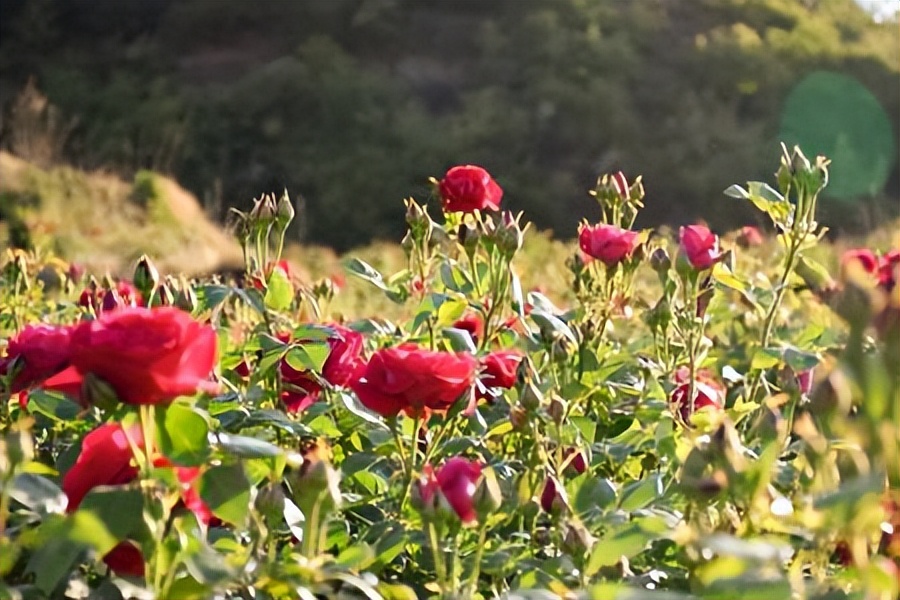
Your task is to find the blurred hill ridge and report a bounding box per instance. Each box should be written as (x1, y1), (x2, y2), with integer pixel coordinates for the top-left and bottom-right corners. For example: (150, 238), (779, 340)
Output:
(0, 0), (897, 250)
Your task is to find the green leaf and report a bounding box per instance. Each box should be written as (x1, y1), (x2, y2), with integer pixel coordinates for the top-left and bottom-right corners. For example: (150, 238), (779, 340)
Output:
(284, 342), (330, 373)
(24, 390), (81, 421)
(264, 266), (294, 310)
(619, 474), (662, 511)
(344, 258), (389, 290)
(216, 433), (284, 459)
(585, 517), (668, 575)
(155, 402), (210, 466)
(435, 295), (467, 327)
(197, 285), (232, 312)
(78, 487), (143, 543)
(9, 473), (67, 516)
(574, 478), (616, 514)
(338, 392), (390, 429)
(334, 543), (375, 571)
(198, 463), (251, 526)
(444, 327), (477, 353)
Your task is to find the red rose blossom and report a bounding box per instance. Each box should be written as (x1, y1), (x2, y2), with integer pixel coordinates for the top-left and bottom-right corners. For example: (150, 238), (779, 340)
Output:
(841, 248), (879, 275)
(438, 165), (503, 213)
(878, 249), (900, 290)
(415, 457), (483, 524)
(452, 313), (484, 342)
(43, 307), (219, 406)
(279, 324), (364, 413)
(351, 344), (476, 418)
(478, 351), (522, 392)
(679, 225), (720, 270)
(63, 422), (213, 576)
(0, 324), (73, 393)
(578, 224), (639, 267)
(671, 371), (725, 423)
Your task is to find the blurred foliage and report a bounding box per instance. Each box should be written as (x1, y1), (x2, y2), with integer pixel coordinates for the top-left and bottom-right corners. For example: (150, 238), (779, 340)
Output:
(0, 0), (897, 250)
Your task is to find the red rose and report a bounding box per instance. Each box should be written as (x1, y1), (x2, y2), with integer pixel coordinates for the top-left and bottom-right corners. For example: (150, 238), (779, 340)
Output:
(1, 324), (73, 393)
(279, 324), (364, 413)
(44, 307), (219, 406)
(671, 378), (725, 423)
(351, 344), (476, 418)
(679, 225), (720, 270)
(841, 248), (879, 275)
(435, 457), (482, 524)
(878, 249), (900, 290)
(478, 351), (522, 393)
(63, 422), (213, 576)
(578, 224), (639, 267)
(438, 165), (503, 213)
(562, 448), (587, 475)
(416, 458), (483, 524)
(452, 313), (484, 342)
(102, 541), (145, 578)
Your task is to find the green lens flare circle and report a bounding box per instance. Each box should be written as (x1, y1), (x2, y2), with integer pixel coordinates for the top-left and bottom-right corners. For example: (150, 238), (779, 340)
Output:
(779, 70), (895, 202)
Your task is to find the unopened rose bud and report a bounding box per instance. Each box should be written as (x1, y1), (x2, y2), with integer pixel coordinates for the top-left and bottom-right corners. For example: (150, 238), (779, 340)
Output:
(175, 286), (198, 313)
(547, 395), (567, 425)
(509, 404), (529, 430)
(520, 381), (544, 411)
(155, 282), (175, 307)
(611, 171), (629, 199)
(249, 194), (278, 227)
(312, 277), (337, 303)
(100, 288), (123, 313)
(255, 481), (286, 524)
(562, 521), (597, 555)
(650, 248), (671, 275)
(133, 255), (159, 296)
(495, 211), (525, 258)
(275, 190), (295, 228)
(539, 476), (568, 515)
(473, 467), (503, 518)
(458, 223), (479, 254)
(404, 198), (432, 245)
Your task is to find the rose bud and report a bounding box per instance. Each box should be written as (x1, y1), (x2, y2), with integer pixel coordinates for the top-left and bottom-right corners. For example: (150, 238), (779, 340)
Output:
(133, 255), (160, 296)
(540, 476), (569, 516)
(679, 224), (720, 271)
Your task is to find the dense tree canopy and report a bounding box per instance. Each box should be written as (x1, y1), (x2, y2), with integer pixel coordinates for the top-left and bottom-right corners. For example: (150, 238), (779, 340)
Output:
(0, 0), (897, 250)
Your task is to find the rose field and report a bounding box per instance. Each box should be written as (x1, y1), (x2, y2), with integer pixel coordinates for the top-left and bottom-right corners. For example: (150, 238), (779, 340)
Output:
(1, 146), (899, 600)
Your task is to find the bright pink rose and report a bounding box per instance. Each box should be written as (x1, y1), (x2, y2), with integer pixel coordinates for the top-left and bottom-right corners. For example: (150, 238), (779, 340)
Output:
(44, 307), (219, 406)
(679, 225), (720, 270)
(279, 324), (364, 413)
(1, 324), (73, 393)
(351, 344), (476, 418)
(439, 165), (503, 213)
(578, 224), (639, 267)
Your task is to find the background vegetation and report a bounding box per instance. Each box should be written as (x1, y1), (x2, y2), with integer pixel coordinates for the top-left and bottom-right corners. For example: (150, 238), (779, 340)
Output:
(0, 0), (898, 252)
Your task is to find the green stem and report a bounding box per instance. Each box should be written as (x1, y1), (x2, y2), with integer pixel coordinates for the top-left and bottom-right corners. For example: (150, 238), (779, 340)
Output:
(465, 524), (489, 598)
(427, 521), (448, 592)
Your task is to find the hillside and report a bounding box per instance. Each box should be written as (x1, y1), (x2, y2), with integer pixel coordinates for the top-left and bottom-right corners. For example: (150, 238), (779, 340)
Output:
(0, 151), (243, 276)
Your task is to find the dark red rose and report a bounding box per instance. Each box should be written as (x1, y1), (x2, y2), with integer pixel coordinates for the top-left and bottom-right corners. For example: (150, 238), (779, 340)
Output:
(279, 324), (364, 413)
(610, 171), (629, 198)
(453, 313), (484, 342)
(540, 476), (568, 515)
(578, 224), (639, 267)
(102, 542), (145, 578)
(1, 324), (73, 393)
(351, 344), (476, 418)
(679, 225), (720, 270)
(438, 165), (503, 213)
(43, 307), (219, 406)
(562, 448), (587, 475)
